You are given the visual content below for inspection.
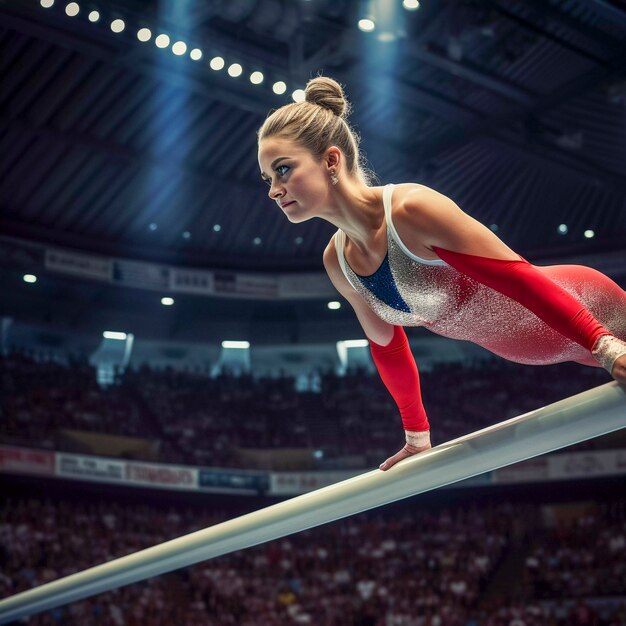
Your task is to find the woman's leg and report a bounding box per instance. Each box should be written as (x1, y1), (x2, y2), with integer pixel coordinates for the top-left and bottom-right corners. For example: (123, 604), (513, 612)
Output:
(539, 264), (626, 367)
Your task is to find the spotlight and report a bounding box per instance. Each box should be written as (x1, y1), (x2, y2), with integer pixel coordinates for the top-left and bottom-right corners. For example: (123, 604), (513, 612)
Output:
(190, 48), (202, 61)
(328, 301), (341, 310)
(40, 0), (54, 8)
(558, 224), (568, 235)
(584, 229), (595, 239)
(155, 34), (170, 48)
(103, 331), (127, 340)
(23, 274), (37, 284)
(110, 19), (125, 33)
(65, 2), (79, 17)
(213, 224), (221, 232)
(292, 89), (305, 103)
(273, 81), (287, 95)
(358, 18), (375, 32)
(403, 0), (420, 10)
(88, 10), (100, 22)
(137, 28), (152, 42)
(228, 63), (243, 77)
(172, 41), (187, 56)
(250, 71), (264, 85)
(210, 56), (225, 70)
(161, 297), (174, 306)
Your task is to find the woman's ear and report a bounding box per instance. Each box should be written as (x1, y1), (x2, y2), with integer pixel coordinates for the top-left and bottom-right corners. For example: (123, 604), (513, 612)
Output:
(326, 146), (341, 169)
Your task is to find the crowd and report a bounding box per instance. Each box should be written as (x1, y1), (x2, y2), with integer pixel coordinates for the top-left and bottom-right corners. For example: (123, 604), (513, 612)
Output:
(523, 501), (626, 599)
(0, 350), (614, 468)
(1, 495), (625, 625)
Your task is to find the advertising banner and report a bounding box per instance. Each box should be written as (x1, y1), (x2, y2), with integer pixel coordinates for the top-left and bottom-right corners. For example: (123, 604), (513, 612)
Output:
(213, 271), (279, 298)
(56, 453), (126, 483)
(125, 462), (198, 490)
(45, 248), (112, 281)
(0, 446), (55, 476)
(548, 449), (626, 480)
(170, 268), (215, 295)
(269, 469), (493, 496)
(112, 259), (170, 290)
(199, 469), (269, 494)
(269, 470), (362, 496)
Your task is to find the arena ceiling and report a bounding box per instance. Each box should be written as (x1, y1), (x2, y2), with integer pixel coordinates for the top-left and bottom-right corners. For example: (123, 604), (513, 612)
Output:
(1, 0), (625, 275)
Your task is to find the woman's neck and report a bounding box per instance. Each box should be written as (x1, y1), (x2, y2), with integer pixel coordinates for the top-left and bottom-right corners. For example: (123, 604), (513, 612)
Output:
(320, 179), (384, 254)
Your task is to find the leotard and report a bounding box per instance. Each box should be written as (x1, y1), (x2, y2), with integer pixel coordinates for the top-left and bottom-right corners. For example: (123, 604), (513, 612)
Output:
(334, 184), (626, 368)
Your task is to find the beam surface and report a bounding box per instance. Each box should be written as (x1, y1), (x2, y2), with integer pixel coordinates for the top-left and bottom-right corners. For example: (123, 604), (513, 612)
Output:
(1, 381), (625, 624)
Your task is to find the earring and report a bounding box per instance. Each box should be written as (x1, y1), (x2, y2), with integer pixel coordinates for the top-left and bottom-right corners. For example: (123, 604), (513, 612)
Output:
(330, 170), (338, 186)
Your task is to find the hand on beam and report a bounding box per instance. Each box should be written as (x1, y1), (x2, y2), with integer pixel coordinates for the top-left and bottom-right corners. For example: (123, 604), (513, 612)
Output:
(379, 441), (432, 471)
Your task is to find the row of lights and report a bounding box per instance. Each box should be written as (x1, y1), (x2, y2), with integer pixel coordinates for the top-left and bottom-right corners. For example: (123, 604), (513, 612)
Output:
(22, 274), (341, 309)
(358, 0), (421, 33)
(559, 225), (595, 238)
(488, 224), (595, 239)
(101, 337), (369, 352)
(39, 0), (305, 101)
(149, 223), (587, 246)
(23, 273), (177, 305)
(147, 223), (305, 247)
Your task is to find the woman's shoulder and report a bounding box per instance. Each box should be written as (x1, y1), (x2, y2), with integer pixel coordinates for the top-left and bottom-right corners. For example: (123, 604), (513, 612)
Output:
(388, 183), (457, 260)
(389, 183), (456, 233)
(392, 182), (450, 207)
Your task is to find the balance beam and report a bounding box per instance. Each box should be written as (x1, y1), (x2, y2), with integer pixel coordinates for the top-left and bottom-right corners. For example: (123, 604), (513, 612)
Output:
(1, 381), (624, 624)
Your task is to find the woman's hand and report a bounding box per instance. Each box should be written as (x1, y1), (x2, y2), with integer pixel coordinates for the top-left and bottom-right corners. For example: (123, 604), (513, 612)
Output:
(379, 441), (432, 471)
(612, 354), (626, 385)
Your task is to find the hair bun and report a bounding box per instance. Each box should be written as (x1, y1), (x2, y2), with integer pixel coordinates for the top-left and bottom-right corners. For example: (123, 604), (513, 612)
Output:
(304, 76), (350, 118)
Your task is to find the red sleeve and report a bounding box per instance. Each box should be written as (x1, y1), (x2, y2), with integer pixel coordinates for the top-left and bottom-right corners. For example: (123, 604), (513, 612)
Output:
(432, 246), (611, 352)
(369, 325), (430, 432)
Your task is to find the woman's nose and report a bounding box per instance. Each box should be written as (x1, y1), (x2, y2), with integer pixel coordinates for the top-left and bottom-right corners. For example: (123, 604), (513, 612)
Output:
(268, 183), (283, 200)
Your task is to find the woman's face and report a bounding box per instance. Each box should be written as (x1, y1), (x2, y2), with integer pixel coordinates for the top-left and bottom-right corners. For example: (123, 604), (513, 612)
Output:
(258, 136), (332, 223)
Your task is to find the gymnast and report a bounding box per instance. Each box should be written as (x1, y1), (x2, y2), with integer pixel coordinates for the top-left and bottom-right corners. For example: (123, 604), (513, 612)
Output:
(257, 76), (626, 471)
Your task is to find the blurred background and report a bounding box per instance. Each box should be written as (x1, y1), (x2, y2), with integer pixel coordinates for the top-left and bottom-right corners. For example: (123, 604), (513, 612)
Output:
(1, 0), (625, 624)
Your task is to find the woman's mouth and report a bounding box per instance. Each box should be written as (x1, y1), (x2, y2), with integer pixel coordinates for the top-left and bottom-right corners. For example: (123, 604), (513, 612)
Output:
(281, 201), (295, 208)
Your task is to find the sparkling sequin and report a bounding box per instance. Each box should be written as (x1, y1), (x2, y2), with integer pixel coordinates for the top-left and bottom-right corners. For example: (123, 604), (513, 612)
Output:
(335, 184), (626, 368)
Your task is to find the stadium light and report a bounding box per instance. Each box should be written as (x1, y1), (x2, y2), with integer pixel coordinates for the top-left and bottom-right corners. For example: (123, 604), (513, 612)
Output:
(102, 331), (127, 341)
(221, 341), (250, 349)
(343, 339), (369, 348)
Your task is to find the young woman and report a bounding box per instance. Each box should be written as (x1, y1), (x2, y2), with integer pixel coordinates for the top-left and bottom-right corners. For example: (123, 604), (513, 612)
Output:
(257, 77), (626, 471)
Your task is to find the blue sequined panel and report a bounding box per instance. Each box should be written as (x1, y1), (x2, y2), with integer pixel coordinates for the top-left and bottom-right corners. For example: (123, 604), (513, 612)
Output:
(354, 253), (412, 313)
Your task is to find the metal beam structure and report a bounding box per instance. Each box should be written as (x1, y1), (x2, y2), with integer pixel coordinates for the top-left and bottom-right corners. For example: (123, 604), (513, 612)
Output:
(1, 381), (624, 625)
(2, 2), (624, 193)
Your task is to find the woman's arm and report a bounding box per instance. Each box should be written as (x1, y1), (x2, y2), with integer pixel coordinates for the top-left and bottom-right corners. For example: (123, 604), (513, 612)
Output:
(394, 188), (626, 378)
(323, 239), (432, 470)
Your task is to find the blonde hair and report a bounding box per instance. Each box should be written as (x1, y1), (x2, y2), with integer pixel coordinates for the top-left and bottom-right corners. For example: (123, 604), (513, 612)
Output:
(257, 76), (375, 185)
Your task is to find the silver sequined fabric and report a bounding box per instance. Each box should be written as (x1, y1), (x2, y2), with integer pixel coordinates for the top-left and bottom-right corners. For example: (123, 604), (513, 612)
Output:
(335, 184), (626, 368)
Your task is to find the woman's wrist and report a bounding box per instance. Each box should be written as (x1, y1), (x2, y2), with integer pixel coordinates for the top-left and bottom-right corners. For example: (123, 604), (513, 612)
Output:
(405, 429), (430, 448)
(591, 335), (626, 374)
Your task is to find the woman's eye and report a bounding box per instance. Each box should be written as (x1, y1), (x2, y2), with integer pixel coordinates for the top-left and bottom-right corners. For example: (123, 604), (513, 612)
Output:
(276, 165), (290, 177)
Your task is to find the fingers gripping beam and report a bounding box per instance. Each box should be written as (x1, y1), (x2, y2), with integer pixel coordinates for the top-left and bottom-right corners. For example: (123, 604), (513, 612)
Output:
(1, 382), (625, 624)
